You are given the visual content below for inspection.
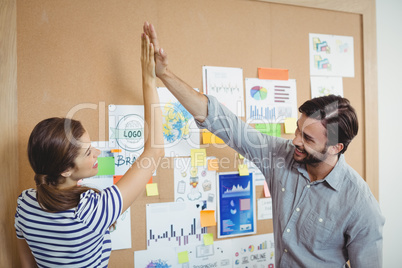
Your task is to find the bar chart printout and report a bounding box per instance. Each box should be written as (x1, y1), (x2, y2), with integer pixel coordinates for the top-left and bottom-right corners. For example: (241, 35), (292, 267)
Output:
(146, 201), (207, 249)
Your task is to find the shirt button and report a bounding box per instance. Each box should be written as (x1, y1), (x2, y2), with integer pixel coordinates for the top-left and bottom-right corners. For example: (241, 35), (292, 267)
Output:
(281, 188), (285, 192)
(319, 218), (323, 222)
(296, 208), (300, 212)
(286, 228), (291, 233)
(284, 249), (288, 253)
(306, 185), (311, 188)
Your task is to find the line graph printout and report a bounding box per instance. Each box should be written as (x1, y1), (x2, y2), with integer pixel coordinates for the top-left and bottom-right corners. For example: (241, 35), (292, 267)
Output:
(203, 66), (245, 116)
(146, 201), (208, 249)
(245, 78), (297, 123)
(217, 172), (256, 238)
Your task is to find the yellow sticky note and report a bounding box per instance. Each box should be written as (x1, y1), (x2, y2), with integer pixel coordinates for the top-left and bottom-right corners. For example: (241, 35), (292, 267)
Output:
(284, 118), (297, 134)
(263, 180), (271, 197)
(238, 164), (249, 176)
(202, 130), (225, 144)
(239, 153), (244, 160)
(200, 210), (216, 227)
(191, 149), (207, 167)
(203, 233), (214, 246)
(208, 159), (219, 171)
(146, 183), (159, 196)
(177, 251), (189, 264)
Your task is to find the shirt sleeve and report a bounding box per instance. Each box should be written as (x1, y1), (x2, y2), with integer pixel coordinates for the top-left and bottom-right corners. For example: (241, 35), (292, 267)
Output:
(195, 94), (293, 178)
(75, 185), (123, 233)
(346, 194), (385, 267)
(14, 193), (24, 239)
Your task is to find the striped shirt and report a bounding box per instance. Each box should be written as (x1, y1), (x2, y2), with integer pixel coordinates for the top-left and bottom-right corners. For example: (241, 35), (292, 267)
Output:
(15, 185), (122, 268)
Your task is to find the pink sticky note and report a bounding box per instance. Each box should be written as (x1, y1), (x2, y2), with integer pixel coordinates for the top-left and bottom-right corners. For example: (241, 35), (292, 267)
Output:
(264, 180), (271, 197)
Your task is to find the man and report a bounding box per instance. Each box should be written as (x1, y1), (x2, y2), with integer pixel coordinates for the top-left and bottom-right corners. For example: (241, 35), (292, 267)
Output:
(143, 22), (385, 267)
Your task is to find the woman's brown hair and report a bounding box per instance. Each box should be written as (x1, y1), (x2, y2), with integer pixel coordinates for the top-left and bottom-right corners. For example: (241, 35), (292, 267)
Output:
(28, 117), (98, 212)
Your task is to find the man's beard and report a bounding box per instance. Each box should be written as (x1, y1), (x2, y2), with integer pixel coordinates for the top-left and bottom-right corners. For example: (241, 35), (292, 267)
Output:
(294, 145), (329, 166)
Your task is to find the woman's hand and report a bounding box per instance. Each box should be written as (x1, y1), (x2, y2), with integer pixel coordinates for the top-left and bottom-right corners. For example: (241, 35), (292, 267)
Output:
(141, 33), (156, 84)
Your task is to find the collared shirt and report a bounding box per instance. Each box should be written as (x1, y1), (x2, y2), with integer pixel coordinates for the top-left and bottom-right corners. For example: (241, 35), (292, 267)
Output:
(196, 95), (385, 268)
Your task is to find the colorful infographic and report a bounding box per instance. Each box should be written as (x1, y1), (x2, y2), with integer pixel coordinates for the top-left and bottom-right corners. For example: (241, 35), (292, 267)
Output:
(217, 172), (256, 238)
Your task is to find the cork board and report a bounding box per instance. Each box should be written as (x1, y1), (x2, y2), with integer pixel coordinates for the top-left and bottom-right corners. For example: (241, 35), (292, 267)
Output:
(16, 0), (364, 266)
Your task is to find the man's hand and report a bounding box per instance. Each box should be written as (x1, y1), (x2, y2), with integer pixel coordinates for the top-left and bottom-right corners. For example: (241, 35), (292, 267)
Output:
(143, 22), (168, 78)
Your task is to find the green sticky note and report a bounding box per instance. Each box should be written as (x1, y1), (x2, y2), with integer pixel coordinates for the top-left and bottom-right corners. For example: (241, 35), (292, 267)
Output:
(96, 157), (115, 176)
(177, 251), (189, 263)
(255, 123), (281, 137)
(203, 233), (214, 246)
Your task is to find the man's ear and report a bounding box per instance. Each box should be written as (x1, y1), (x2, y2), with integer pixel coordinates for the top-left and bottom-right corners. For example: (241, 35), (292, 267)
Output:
(61, 168), (73, 178)
(329, 143), (344, 155)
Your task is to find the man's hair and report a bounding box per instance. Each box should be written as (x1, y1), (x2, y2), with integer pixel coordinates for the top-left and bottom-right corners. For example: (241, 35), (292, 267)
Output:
(298, 95), (358, 154)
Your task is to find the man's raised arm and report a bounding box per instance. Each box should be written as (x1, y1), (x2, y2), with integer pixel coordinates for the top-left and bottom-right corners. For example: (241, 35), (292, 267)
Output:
(143, 22), (208, 123)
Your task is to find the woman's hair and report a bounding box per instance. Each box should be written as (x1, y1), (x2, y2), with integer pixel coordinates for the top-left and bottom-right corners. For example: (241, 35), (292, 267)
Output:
(298, 95), (358, 154)
(28, 117), (98, 212)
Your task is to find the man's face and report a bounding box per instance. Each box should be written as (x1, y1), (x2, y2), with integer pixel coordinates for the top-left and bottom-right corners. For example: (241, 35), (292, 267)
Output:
(292, 113), (330, 166)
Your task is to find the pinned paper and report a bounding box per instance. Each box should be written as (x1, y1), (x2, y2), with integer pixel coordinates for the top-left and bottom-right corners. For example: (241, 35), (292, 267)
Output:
(202, 130), (225, 144)
(191, 149), (207, 167)
(146, 183), (159, 196)
(263, 180), (271, 197)
(255, 123), (281, 137)
(284, 117), (297, 134)
(203, 233), (214, 246)
(177, 251), (189, 263)
(113, 175), (123, 184)
(238, 164), (249, 176)
(238, 153), (244, 160)
(96, 157), (115, 176)
(258, 67), (289, 81)
(200, 210), (216, 227)
(207, 158), (219, 171)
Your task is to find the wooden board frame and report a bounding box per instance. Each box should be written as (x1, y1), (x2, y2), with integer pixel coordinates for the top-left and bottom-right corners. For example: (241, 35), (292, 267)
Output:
(1, 0), (378, 266)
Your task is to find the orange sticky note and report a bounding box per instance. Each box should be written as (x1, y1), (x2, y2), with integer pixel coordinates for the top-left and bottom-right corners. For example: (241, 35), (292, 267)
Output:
(263, 180), (271, 197)
(113, 175), (123, 184)
(258, 68), (289, 80)
(147, 177), (153, 184)
(202, 130), (224, 144)
(200, 210), (216, 227)
(146, 183), (159, 196)
(238, 164), (249, 176)
(208, 159), (219, 171)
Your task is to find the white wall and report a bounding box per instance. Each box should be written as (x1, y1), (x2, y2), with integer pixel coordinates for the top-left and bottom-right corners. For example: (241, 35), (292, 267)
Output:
(376, 0), (402, 267)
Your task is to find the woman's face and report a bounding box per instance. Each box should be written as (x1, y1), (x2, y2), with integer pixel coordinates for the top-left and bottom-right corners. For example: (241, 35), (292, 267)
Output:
(70, 130), (101, 181)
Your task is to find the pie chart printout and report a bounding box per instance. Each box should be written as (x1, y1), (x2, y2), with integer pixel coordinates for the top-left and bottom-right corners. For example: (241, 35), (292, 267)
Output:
(250, 86), (268, 100)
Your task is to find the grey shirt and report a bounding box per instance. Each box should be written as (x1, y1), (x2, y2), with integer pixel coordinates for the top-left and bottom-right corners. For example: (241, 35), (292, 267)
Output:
(196, 95), (384, 268)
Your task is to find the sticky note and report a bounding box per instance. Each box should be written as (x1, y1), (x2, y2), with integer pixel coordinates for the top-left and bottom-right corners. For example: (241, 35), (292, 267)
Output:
(147, 177), (153, 184)
(238, 153), (244, 160)
(202, 130), (225, 144)
(177, 251), (189, 263)
(203, 233), (214, 246)
(255, 123), (281, 137)
(263, 180), (271, 197)
(97, 157), (115, 176)
(146, 183), (159, 196)
(208, 159), (219, 171)
(258, 67), (289, 80)
(200, 210), (216, 227)
(110, 149), (122, 153)
(284, 117), (297, 134)
(238, 164), (249, 176)
(191, 149), (207, 167)
(113, 175), (123, 184)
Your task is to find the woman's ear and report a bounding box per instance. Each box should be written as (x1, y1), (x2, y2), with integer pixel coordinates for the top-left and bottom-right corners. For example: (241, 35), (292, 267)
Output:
(61, 168), (72, 178)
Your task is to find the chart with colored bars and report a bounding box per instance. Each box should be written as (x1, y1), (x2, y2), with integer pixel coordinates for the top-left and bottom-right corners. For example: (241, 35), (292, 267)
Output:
(246, 78), (297, 123)
(146, 201), (207, 249)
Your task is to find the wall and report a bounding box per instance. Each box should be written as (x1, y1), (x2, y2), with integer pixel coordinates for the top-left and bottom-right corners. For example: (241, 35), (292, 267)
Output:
(376, 0), (402, 267)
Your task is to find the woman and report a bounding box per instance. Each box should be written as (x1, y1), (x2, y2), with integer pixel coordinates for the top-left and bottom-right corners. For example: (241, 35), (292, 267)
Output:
(15, 33), (163, 267)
